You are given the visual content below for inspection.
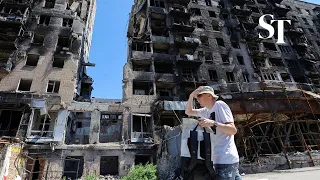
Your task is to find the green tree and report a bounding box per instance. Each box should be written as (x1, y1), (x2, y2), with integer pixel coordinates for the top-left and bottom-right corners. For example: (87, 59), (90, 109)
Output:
(121, 163), (157, 180)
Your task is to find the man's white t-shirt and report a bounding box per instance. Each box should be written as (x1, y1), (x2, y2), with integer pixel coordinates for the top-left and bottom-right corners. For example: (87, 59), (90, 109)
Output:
(196, 100), (239, 164)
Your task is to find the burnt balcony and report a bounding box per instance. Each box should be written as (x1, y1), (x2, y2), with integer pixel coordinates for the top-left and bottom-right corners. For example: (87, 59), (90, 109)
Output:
(169, 5), (190, 17)
(152, 53), (175, 61)
(81, 75), (94, 85)
(176, 54), (202, 66)
(172, 20), (195, 32)
(274, 3), (290, 16)
(131, 51), (153, 60)
(251, 50), (268, 58)
(174, 36), (200, 49)
(155, 73), (176, 82)
(241, 30), (261, 42)
(132, 71), (154, 81)
(151, 35), (172, 44)
(149, 6), (167, 15)
(232, 6), (252, 17)
(0, 6), (29, 24)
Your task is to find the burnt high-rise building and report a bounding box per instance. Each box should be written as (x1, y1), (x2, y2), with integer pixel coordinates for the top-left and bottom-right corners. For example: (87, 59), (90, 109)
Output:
(124, 0), (320, 178)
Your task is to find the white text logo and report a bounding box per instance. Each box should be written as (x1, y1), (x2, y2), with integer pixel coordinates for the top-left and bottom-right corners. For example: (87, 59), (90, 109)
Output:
(259, 14), (291, 44)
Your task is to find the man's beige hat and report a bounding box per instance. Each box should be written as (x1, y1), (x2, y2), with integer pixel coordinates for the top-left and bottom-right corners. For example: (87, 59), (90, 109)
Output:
(198, 86), (219, 100)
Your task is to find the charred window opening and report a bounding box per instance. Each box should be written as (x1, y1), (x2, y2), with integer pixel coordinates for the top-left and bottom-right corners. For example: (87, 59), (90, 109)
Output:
(222, 13), (229, 20)
(47, 80), (60, 93)
(131, 114), (152, 142)
(150, 0), (165, 8)
(151, 16), (168, 36)
(286, 60), (298, 68)
(226, 72), (235, 82)
(212, 21), (220, 31)
(66, 112), (91, 144)
(39, 15), (51, 26)
(26, 54), (39, 66)
(208, 11), (216, 17)
(44, 0), (55, 8)
(63, 157), (84, 180)
(191, 8), (201, 16)
(52, 57), (64, 68)
(269, 58), (284, 67)
(302, 18), (309, 25)
(258, 29), (269, 38)
(135, 155), (152, 165)
(253, 58), (266, 68)
(32, 34), (44, 45)
(132, 62), (151, 72)
(182, 68), (198, 81)
(0, 110), (22, 137)
(132, 42), (151, 52)
(133, 81), (154, 95)
(251, 7), (260, 13)
(204, 52), (213, 62)
(243, 73), (249, 82)
(221, 54), (230, 64)
(100, 114), (122, 143)
(30, 110), (56, 138)
(154, 62), (173, 73)
(209, 70), (218, 81)
(63, 18), (73, 27)
(263, 42), (277, 51)
(237, 56), (244, 65)
(25, 157), (45, 180)
(261, 69), (280, 81)
(156, 84), (174, 98)
(205, 0), (212, 6)
(309, 28), (315, 34)
(196, 22), (204, 29)
(57, 36), (69, 47)
(281, 73), (291, 82)
(18, 79), (32, 91)
(216, 38), (225, 47)
(100, 156), (119, 175)
(200, 36), (209, 46)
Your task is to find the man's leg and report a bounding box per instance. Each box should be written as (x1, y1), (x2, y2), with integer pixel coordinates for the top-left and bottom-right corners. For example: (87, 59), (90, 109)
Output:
(214, 163), (239, 180)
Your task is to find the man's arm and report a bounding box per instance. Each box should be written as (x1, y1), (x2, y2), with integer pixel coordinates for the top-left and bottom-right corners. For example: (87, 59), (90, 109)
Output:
(198, 119), (237, 135)
(185, 86), (203, 117)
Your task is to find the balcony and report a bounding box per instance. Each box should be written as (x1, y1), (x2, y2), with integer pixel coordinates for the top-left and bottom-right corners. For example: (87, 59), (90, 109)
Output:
(152, 53), (175, 61)
(131, 51), (153, 60)
(232, 6), (252, 17)
(176, 54), (202, 66)
(274, 3), (290, 16)
(174, 36), (200, 49)
(81, 76), (94, 85)
(151, 35), (172, 44)
(149, 6), (167, 15)
(155, 73), (176, 82)
(172, 20), (195, 32)
(169, 5), (190, 17)
(241, 21), (258, 30)
(132, 71), (154, 81)
(241, 30), (261, 42)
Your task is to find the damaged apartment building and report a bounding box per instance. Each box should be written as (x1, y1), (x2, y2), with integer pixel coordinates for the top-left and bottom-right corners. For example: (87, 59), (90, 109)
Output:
(124, 0), (320, 178)
(0, 0), (123, 179)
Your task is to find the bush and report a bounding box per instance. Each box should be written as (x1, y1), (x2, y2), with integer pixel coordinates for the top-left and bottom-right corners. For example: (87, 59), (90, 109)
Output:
(84, 174), (99, 180)
(121, 163), (157, 180)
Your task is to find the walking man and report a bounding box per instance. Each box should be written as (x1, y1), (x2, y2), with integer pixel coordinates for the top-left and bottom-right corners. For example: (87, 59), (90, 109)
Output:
(185, 86), (241, 180)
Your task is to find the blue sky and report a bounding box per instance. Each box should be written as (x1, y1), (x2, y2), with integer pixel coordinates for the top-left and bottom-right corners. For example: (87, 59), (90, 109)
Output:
(87, 0), (319, 99)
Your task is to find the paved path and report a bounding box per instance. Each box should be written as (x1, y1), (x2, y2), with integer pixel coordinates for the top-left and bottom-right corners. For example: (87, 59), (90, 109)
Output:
(242, 167), (320, 180)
